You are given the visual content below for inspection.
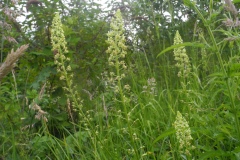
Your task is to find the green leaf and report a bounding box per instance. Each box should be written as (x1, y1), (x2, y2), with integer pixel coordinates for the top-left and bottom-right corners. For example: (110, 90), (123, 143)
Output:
(183, 0), (193, 7)
(157, 42), (205, 57)
(5, 104), (10, 110)
(233, 0), (240, 4)
(31, 67), (55, 89)
(153, 128), (175, 144)
(228, 63), (240, 77)
(68, 37), (81, 45)
(229, 72), (240, 77)
(30, 52), (48, 56)
(208, 72), (225, 78)
(199, 150), (230, 160)
(230, 63), (240, 70)
(233, 146), (240, 159)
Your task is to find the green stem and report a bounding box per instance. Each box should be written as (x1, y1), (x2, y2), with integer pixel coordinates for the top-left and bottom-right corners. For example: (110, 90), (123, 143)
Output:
(57, 52), (115, 157)
(59, 53), (81, 110)
(192, 4), (240, 140)
(115, 60), (140, 159)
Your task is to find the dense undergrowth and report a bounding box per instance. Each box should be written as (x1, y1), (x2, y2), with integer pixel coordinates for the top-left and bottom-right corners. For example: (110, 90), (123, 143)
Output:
(1, 0), (240, 159)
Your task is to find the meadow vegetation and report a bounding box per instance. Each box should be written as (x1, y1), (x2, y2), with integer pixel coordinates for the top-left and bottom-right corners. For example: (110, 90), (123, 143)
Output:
(1, 0), (240, 159)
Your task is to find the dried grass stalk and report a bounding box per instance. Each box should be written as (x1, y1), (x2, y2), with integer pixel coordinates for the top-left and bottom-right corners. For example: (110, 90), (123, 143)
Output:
(29, 83), (48, 122)
(0, 44), (29, 81)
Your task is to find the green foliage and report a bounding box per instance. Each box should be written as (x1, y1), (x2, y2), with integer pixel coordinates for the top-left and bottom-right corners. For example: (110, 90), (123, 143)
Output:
(1, 0), (240, 159)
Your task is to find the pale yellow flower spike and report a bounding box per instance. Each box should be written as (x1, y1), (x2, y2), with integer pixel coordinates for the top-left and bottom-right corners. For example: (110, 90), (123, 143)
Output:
(173, 111), (195, 156)
(105, 9), (128, 95)
(51, 12), (70, 78)
(51, 12), (68, 54)
(106, 9), (127, 69)
(50, 12), (81, 112)
(173, 30), (191, 78)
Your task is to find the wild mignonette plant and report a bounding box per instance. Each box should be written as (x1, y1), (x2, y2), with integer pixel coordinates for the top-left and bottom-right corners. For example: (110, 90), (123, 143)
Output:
(51, 12), (82, 117)
(104, 9), (142, 158)
(106, 9), (129, 103)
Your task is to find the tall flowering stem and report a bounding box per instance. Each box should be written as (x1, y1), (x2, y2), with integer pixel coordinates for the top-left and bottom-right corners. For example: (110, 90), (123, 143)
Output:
(106, 9), (139, 158)
(106, 9), (128, 103)
(51, 12), (82, 112)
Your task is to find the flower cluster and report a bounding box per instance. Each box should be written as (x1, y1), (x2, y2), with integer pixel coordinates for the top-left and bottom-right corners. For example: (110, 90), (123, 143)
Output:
(222, 0), (239, 31)
(106, 9), (128, 95)
(173, 111), (195, 156)
(222, 18), (240, 27)
(51, 12), (81, 110)
(224, 0), (238, 16)
(142, 77), (157, 96)
(51, 12), (68, 53)
(106, 9), (127, 69)
(31, 103), (48, 122)
(29, 83), (48, 123)
(51, 12), (72, 83)
(173, 30), (191, 78)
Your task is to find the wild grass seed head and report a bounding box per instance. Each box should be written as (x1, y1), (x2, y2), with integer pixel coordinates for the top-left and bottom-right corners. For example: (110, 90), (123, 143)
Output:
(224, 0), (238, 16)
(0, 45), (28, 81)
